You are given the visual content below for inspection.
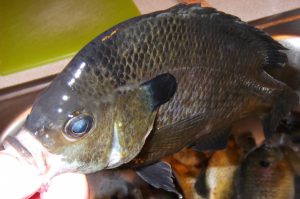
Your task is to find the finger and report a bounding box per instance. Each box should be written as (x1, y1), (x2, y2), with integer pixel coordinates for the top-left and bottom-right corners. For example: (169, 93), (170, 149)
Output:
(0, 152), (43, 199)
(41, 172), (89, 199)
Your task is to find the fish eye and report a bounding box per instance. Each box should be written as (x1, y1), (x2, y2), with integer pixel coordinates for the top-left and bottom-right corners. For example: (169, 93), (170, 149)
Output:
(259, 160), (271, 168)
(64, 114), (94, 138)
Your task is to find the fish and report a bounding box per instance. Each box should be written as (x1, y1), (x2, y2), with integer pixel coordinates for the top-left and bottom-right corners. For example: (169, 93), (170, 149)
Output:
(1, 3), (299, 192)
(236, 134), (300, 199)
(195, 130), (300, 199)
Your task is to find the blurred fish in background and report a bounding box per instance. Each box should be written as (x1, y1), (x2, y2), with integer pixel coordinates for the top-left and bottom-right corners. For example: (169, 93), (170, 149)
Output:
(236, 133), (300, 199)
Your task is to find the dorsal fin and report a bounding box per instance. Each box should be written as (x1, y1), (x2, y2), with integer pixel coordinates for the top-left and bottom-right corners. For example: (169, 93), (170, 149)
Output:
(153, 4), (285, 68)
(181, 4), (287, 68)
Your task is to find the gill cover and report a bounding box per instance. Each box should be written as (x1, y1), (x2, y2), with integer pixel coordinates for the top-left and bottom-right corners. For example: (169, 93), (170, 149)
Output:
(108, 73), (177, 168)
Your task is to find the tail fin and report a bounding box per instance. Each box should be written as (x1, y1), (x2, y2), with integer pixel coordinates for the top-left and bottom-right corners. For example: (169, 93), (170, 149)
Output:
(265, 64), (300, 91)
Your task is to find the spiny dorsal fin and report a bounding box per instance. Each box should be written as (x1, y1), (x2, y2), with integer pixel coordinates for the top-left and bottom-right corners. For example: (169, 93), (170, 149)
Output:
(170, 3), (287, 68)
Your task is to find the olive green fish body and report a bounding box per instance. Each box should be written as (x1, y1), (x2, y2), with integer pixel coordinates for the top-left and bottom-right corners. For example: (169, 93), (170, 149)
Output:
(20, 4), (298, 174)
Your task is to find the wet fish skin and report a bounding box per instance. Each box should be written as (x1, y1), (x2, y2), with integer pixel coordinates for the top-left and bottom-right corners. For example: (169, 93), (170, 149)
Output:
(13, 3), (299, 176)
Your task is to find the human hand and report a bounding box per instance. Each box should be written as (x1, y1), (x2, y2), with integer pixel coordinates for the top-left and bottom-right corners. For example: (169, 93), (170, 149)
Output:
(0, 151), (89, 199)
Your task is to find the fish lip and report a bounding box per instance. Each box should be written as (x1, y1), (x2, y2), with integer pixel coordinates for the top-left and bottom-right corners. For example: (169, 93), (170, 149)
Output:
(4, 135), (34, 162)
(2, 129), (48, 175)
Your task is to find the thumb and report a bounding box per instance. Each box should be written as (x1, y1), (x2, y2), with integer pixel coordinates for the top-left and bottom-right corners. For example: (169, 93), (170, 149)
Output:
(0, 152), (43, 199)
(40, 172), (89, 199)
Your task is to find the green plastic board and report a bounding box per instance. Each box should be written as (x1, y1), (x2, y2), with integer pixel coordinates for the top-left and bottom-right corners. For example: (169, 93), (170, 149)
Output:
(0, 0), (140, 75)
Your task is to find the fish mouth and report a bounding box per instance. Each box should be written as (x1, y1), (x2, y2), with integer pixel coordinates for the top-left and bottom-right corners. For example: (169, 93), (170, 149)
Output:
(4, 135), (35, 164)
(1, 128), (48, 175)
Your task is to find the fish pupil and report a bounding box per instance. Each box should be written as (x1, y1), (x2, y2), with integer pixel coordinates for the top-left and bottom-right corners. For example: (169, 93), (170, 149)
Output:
(71, 119), (89, 134)
(259, 160), (270, 167)
(65, 114), (94, 138)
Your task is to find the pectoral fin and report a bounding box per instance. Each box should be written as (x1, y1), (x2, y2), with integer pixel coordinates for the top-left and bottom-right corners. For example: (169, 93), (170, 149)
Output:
(136, 162), (182, 198)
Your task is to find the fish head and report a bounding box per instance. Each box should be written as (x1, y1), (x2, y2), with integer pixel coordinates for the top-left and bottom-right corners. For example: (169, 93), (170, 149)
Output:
(2, 64), (176, 179)
(22, 75), (116, 173)
(238, 137), (297, 198)
(243, 142), (291, 182)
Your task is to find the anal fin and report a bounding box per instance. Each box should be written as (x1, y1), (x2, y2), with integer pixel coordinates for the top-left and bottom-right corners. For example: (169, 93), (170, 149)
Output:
(136, 161), (182, 198)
